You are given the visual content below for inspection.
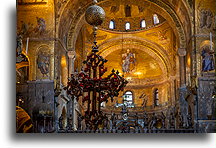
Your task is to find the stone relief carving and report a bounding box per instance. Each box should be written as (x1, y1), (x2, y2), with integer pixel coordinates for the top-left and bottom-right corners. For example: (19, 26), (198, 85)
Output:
(200, 9), (213, 29)
(37, 51), (50, 75)
(179, 86), (190, 128)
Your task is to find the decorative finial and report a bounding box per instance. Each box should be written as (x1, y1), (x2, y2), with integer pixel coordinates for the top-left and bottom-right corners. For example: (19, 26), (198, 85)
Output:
(93, 0), (98, 4)
(85, 0), (105, 52)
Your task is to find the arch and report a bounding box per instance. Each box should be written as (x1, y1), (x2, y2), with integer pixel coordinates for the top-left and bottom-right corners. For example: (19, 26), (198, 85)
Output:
(198, 40), (215, 74)
(64, 0), (188, 50)
(125, 22), (130, 30)
(140, 19), (146, 28)
(123, 90), (133, 105)
(109, 20), (115, 29)
(153, 88), (159, 106)
(153, 14), (160, 25)
(98, 36), (173, 77)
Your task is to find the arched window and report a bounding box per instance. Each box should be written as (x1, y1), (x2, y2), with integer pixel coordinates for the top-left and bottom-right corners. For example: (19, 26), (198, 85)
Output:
(123, 91), (133, 105)
(153, 14), (159, 25)
(109, 20), (115, 29)
(140, 19), (146, 28)
(154, 89), (159, 106)
(125, 22), (130, 30)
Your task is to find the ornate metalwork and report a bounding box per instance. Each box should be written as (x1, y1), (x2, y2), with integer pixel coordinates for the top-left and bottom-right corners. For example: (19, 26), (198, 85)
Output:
(67, 50), (128, 130)
(66, 1), (127, 130)
(85, 1), (105, 26)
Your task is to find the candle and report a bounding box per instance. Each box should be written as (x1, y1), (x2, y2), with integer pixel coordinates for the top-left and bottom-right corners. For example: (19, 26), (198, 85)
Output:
(210, 32), (212, 51)
(26, 37), (29, 54)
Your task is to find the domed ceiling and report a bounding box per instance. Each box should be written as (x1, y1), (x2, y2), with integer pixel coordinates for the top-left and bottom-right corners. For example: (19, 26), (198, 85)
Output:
(99, 0), (166, 32)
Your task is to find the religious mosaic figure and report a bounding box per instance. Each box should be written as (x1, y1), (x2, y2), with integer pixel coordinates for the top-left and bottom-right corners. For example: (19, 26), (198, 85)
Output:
(122, 49), (136, 73)
(206, 11), (213, 28)
(36, 17), (46, 35)
(201, 46), (215, 72)
(200, 9), (213, 28)
(213, 16), (216, 30)
(37, 51), (50, 75)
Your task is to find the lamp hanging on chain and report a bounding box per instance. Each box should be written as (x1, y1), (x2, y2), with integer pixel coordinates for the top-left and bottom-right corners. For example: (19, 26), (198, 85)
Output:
(66, 0), (128, 131)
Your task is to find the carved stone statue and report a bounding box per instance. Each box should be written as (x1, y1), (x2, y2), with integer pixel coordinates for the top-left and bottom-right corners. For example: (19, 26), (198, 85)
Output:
(201, 46), (215, 72)
(149, 113), (157, 130)
(179, 87), (190, 128)
(37, 51), (50, 75)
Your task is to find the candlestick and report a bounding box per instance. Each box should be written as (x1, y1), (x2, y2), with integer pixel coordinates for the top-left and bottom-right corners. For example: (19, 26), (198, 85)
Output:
(210, 32), (212, 51)
(26, 37), (29, 54)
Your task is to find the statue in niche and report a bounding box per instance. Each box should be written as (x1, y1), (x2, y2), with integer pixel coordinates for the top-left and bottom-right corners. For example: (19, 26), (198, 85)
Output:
(16, 35), (28, 63)
(37, 51), (50, 76)
(122, 49), (136, 73)
(201, 46), (215, 72)
(200, 9), (213, 29)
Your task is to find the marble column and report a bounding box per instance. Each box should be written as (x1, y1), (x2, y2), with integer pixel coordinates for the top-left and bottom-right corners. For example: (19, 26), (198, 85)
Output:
(68, 50), (76, 75)
(178, 48), (187, 86)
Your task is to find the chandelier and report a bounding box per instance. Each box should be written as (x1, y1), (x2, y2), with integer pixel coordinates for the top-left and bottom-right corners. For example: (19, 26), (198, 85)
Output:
(66, 0), (128, 130)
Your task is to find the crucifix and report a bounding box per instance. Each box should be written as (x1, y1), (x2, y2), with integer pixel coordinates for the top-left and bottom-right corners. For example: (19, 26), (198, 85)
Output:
(66, 0), (128, 130)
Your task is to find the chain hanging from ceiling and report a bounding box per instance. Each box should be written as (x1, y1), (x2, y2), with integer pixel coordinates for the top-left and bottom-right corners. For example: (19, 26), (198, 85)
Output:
(66, 0), (128, 130)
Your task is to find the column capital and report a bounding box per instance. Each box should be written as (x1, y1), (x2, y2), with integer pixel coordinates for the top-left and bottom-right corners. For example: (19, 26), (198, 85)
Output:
(178, 48), (186, 56)
(68, 50), (76, 60)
